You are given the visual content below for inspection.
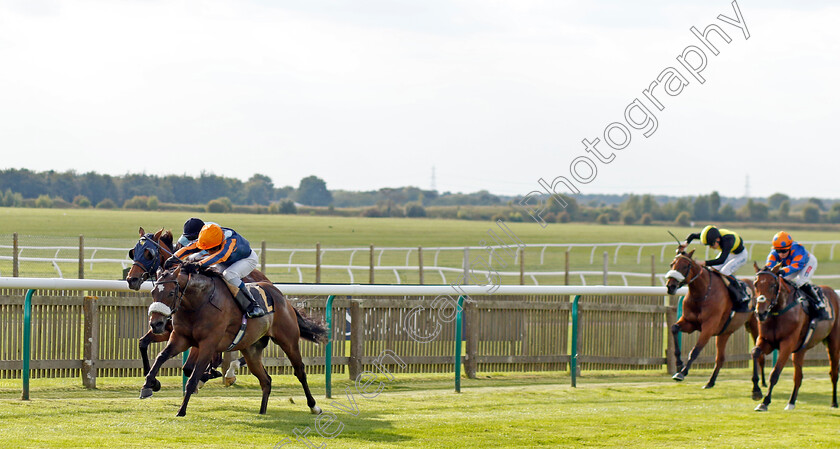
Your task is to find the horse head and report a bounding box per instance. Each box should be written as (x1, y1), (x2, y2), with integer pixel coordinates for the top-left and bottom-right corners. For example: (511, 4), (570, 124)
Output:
(148, 264), (186, 334)
(126, 227), (174, 290)
(665, 249), (696, 295)
(753, 261), (789, 322)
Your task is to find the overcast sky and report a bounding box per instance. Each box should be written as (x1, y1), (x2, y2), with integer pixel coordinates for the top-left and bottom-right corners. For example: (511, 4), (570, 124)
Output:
(1, 0), (838, 199)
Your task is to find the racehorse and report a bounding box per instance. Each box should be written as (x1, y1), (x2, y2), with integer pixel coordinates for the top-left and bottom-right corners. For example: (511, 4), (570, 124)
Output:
(751, 262), (840, 411)
(126, 227), (248, 388)
(665, 248), (765, 399)
(141, 262), (328, 416)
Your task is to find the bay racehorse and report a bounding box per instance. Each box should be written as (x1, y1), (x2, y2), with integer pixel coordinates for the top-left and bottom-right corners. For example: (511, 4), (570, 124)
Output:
(141, 262), (328, 416)
(126, 227), (248, 388)
(666, 248), (764, 399)
(752, 262), (840, 411)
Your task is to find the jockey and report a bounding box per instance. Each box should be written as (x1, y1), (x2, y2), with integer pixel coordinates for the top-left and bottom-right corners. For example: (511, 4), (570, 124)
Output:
(765, 231), (828, 320)
(684, 225), (749, 302)
(177, 217), (209, 248)
(172, 223), (266, 318)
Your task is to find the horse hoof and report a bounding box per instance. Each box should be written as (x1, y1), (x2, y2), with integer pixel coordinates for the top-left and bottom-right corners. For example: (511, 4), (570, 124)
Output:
(310, 406), (322, 415)
(752, 391), (763, 401)
(198, 380), (206, 390)
(152, 379), (161, 392)
(139, 388), (154, 399)
(784, 403), (795, 411)
(224, 376), (236, 387)
(703, 383), (714, 389)
(176, 411), (186, 417)
(672, 373), (685, 382)
(755, 403), (768, 412)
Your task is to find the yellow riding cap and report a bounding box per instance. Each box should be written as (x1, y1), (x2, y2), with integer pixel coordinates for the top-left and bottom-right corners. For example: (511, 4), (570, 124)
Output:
(701, 225), (742, 253)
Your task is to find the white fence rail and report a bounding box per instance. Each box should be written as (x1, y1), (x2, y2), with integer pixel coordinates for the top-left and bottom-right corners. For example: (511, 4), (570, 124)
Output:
(3, 240), (840, 285)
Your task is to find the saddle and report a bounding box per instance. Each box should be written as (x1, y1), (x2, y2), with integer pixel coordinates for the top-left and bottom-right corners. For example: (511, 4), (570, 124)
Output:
(711, 269), (751, 313)
(210, 283), (275, 314)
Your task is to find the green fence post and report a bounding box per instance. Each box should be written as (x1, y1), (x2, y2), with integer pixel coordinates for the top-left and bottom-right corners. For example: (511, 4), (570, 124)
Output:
(21, 289), (34, 400)
(455, 295), (465, 393)
(325, 295), (336, 399)
(183, 351), (188, 394)
(571, 295), (580, 388)
(676, 296), (684, 353)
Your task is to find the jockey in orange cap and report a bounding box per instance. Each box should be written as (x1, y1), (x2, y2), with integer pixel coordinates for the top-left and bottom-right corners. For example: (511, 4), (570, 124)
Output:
(765, 231), (828, 320)
(173, 223), (265, 318)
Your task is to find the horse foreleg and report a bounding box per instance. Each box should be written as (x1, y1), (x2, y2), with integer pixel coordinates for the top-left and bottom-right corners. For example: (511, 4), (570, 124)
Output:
(745, 315), (767, 387)
(705, 332), (730, 389)
(177, 345), (215, 417)
(751, 344), (767, 401)
(670, 322), (684, 374)
(240, 344), (273, 415)
(141, 334), (189, 399)
(674, 325), (711, 382)
(138, 330), (169, 392)
(785, 351), (806, 410)
(757, 345), (793, 411)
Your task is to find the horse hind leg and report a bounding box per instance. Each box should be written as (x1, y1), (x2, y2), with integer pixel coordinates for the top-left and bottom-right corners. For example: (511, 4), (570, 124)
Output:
(704, 333), (730, 389)
(240, 342), (272, 415)
(222, 352), (243, 387)
(275, 336), (321, 415)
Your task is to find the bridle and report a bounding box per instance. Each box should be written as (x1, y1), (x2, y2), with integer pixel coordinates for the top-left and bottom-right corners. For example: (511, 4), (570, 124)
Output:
(148, 270), (190, 318)
(666, 253), (713, 301)
(754, 269), (795, 319)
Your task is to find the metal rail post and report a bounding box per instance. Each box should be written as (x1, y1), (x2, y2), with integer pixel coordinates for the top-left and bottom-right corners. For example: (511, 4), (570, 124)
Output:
(571, 295), (580, 387)
(454, 295), (465, 393)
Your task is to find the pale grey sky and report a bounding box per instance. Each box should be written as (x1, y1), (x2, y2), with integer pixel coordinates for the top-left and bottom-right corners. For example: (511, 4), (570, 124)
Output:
(1, 0), (838, 198)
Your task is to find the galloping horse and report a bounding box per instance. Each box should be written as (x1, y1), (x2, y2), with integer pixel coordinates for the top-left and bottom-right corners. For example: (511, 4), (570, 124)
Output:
(141, 263), (328, 416)
(666, 248), (764, 399)
(751, 263), (840, 411)
(126, 227), (249, 388)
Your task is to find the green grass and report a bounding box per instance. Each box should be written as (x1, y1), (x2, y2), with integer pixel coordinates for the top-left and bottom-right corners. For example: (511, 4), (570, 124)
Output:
(2, 369), (840, 448)
(3, 208), (840, 286)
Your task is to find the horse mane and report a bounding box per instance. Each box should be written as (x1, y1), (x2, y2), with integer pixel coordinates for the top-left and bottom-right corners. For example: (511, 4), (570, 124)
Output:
(158, 229), (174, 251)
(180, 262), (225, 280)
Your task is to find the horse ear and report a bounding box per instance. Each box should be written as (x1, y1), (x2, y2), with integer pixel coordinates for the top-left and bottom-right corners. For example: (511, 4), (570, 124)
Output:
(753, 261), (760, 272)
(160, 229), (173, 249)
(687, 249), (695, 259)
(128, 248), (135, 259)
(138, 226), (145, 236)
(771, 262), (783, 274)
(154, 228), (163, 240)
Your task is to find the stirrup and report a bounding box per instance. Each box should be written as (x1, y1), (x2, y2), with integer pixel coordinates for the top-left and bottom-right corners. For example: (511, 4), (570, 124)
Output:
(246, 304), (266, 318)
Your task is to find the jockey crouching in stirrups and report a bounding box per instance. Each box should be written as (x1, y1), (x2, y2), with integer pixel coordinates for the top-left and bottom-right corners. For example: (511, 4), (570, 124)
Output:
(171, 223), (266, 318)
(765, 231), (829, 321)
(684, 225), (751, 310)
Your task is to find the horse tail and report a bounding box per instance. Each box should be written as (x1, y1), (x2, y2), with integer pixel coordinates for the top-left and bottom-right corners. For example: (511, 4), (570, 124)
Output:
(294, 307), (329, 345)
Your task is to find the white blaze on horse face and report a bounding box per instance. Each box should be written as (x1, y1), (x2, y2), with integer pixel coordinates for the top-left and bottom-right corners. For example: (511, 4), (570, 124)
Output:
(148, 302), (173, 317)
(756, 295), (766, 304)
(665, 270), (685, 282)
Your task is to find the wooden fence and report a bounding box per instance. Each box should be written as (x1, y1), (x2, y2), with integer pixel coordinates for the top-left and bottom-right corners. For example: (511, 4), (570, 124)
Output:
(4, 288), (825, 385)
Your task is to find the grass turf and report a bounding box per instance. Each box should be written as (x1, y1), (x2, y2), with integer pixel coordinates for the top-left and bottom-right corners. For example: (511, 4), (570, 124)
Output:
(2, 369), (840, 448)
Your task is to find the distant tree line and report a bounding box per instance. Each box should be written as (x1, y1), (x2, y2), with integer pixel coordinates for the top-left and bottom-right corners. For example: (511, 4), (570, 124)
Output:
(530, 192), (840, 225)
(2, 168), (838, 224)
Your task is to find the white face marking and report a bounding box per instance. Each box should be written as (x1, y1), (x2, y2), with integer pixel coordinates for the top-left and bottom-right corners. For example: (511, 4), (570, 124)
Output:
(156, 284), (165, 293)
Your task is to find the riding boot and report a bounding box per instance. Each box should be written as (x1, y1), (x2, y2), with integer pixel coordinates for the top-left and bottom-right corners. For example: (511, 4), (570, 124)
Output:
(231, 280), (266, 318)
(800, 283), (829, 320)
